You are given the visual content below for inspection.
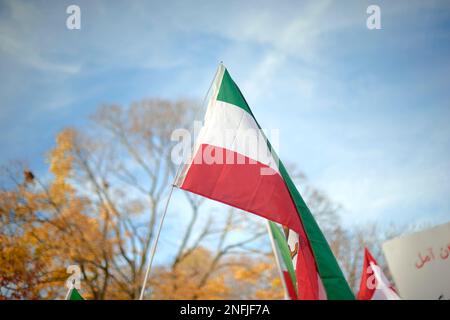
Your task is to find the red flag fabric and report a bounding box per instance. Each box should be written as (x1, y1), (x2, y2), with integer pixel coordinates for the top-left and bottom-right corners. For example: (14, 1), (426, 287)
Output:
(357, 247), (401, 300)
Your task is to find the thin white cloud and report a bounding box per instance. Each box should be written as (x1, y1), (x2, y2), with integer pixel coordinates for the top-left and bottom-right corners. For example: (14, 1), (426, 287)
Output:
(0, 0), (449, 229)
(0, 1), (81, 74)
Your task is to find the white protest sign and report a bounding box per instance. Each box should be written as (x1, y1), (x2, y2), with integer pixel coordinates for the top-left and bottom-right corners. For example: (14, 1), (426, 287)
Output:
(382, 221), (450, 300)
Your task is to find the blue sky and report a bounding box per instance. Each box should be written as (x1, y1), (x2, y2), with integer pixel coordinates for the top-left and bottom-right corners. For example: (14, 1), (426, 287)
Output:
(1, 0), (450, 229)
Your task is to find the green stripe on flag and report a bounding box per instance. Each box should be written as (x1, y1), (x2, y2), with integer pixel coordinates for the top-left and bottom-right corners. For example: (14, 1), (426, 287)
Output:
(277, 160), (355, 300)
(69, 288), (84, 300)
(217, 69), (255, 117)
(269, 221), (297, 287)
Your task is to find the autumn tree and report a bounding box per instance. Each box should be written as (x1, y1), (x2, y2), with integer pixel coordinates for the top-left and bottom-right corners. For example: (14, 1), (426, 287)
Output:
(0, 98), (408, 300)
(0, 99), (268, 300)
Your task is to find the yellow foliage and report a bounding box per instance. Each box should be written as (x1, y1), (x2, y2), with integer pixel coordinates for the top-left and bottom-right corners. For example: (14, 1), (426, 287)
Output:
(151, 248), (231, 300)
(1, 124), (286, 300)
(48, 129), (75, 204)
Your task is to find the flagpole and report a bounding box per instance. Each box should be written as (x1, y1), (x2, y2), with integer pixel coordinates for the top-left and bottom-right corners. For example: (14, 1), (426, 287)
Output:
(266, 220), (290, 300)
(64, 287), (72, 300)
(138, 63), (222, 300)
(138, 181), (177, 300)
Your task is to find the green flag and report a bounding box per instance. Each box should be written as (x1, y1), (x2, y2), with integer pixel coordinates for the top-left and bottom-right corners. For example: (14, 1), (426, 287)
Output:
(69, 288), (84, 300)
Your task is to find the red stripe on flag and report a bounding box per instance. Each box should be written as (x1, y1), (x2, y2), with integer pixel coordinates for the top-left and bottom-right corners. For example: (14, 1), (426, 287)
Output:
(283, 271), (298, 300)
(181, 144), (320, 299)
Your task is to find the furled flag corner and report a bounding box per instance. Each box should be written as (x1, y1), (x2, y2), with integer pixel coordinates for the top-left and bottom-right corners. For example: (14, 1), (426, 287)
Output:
(68, 287), (85, 300)
(357, 247), (401, 300)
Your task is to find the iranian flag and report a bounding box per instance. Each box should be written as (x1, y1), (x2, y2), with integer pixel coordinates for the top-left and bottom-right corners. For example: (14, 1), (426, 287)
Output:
(357, 247), (401, 300)
(175, 64), (354, 300)
(267, 221), (298, 300)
